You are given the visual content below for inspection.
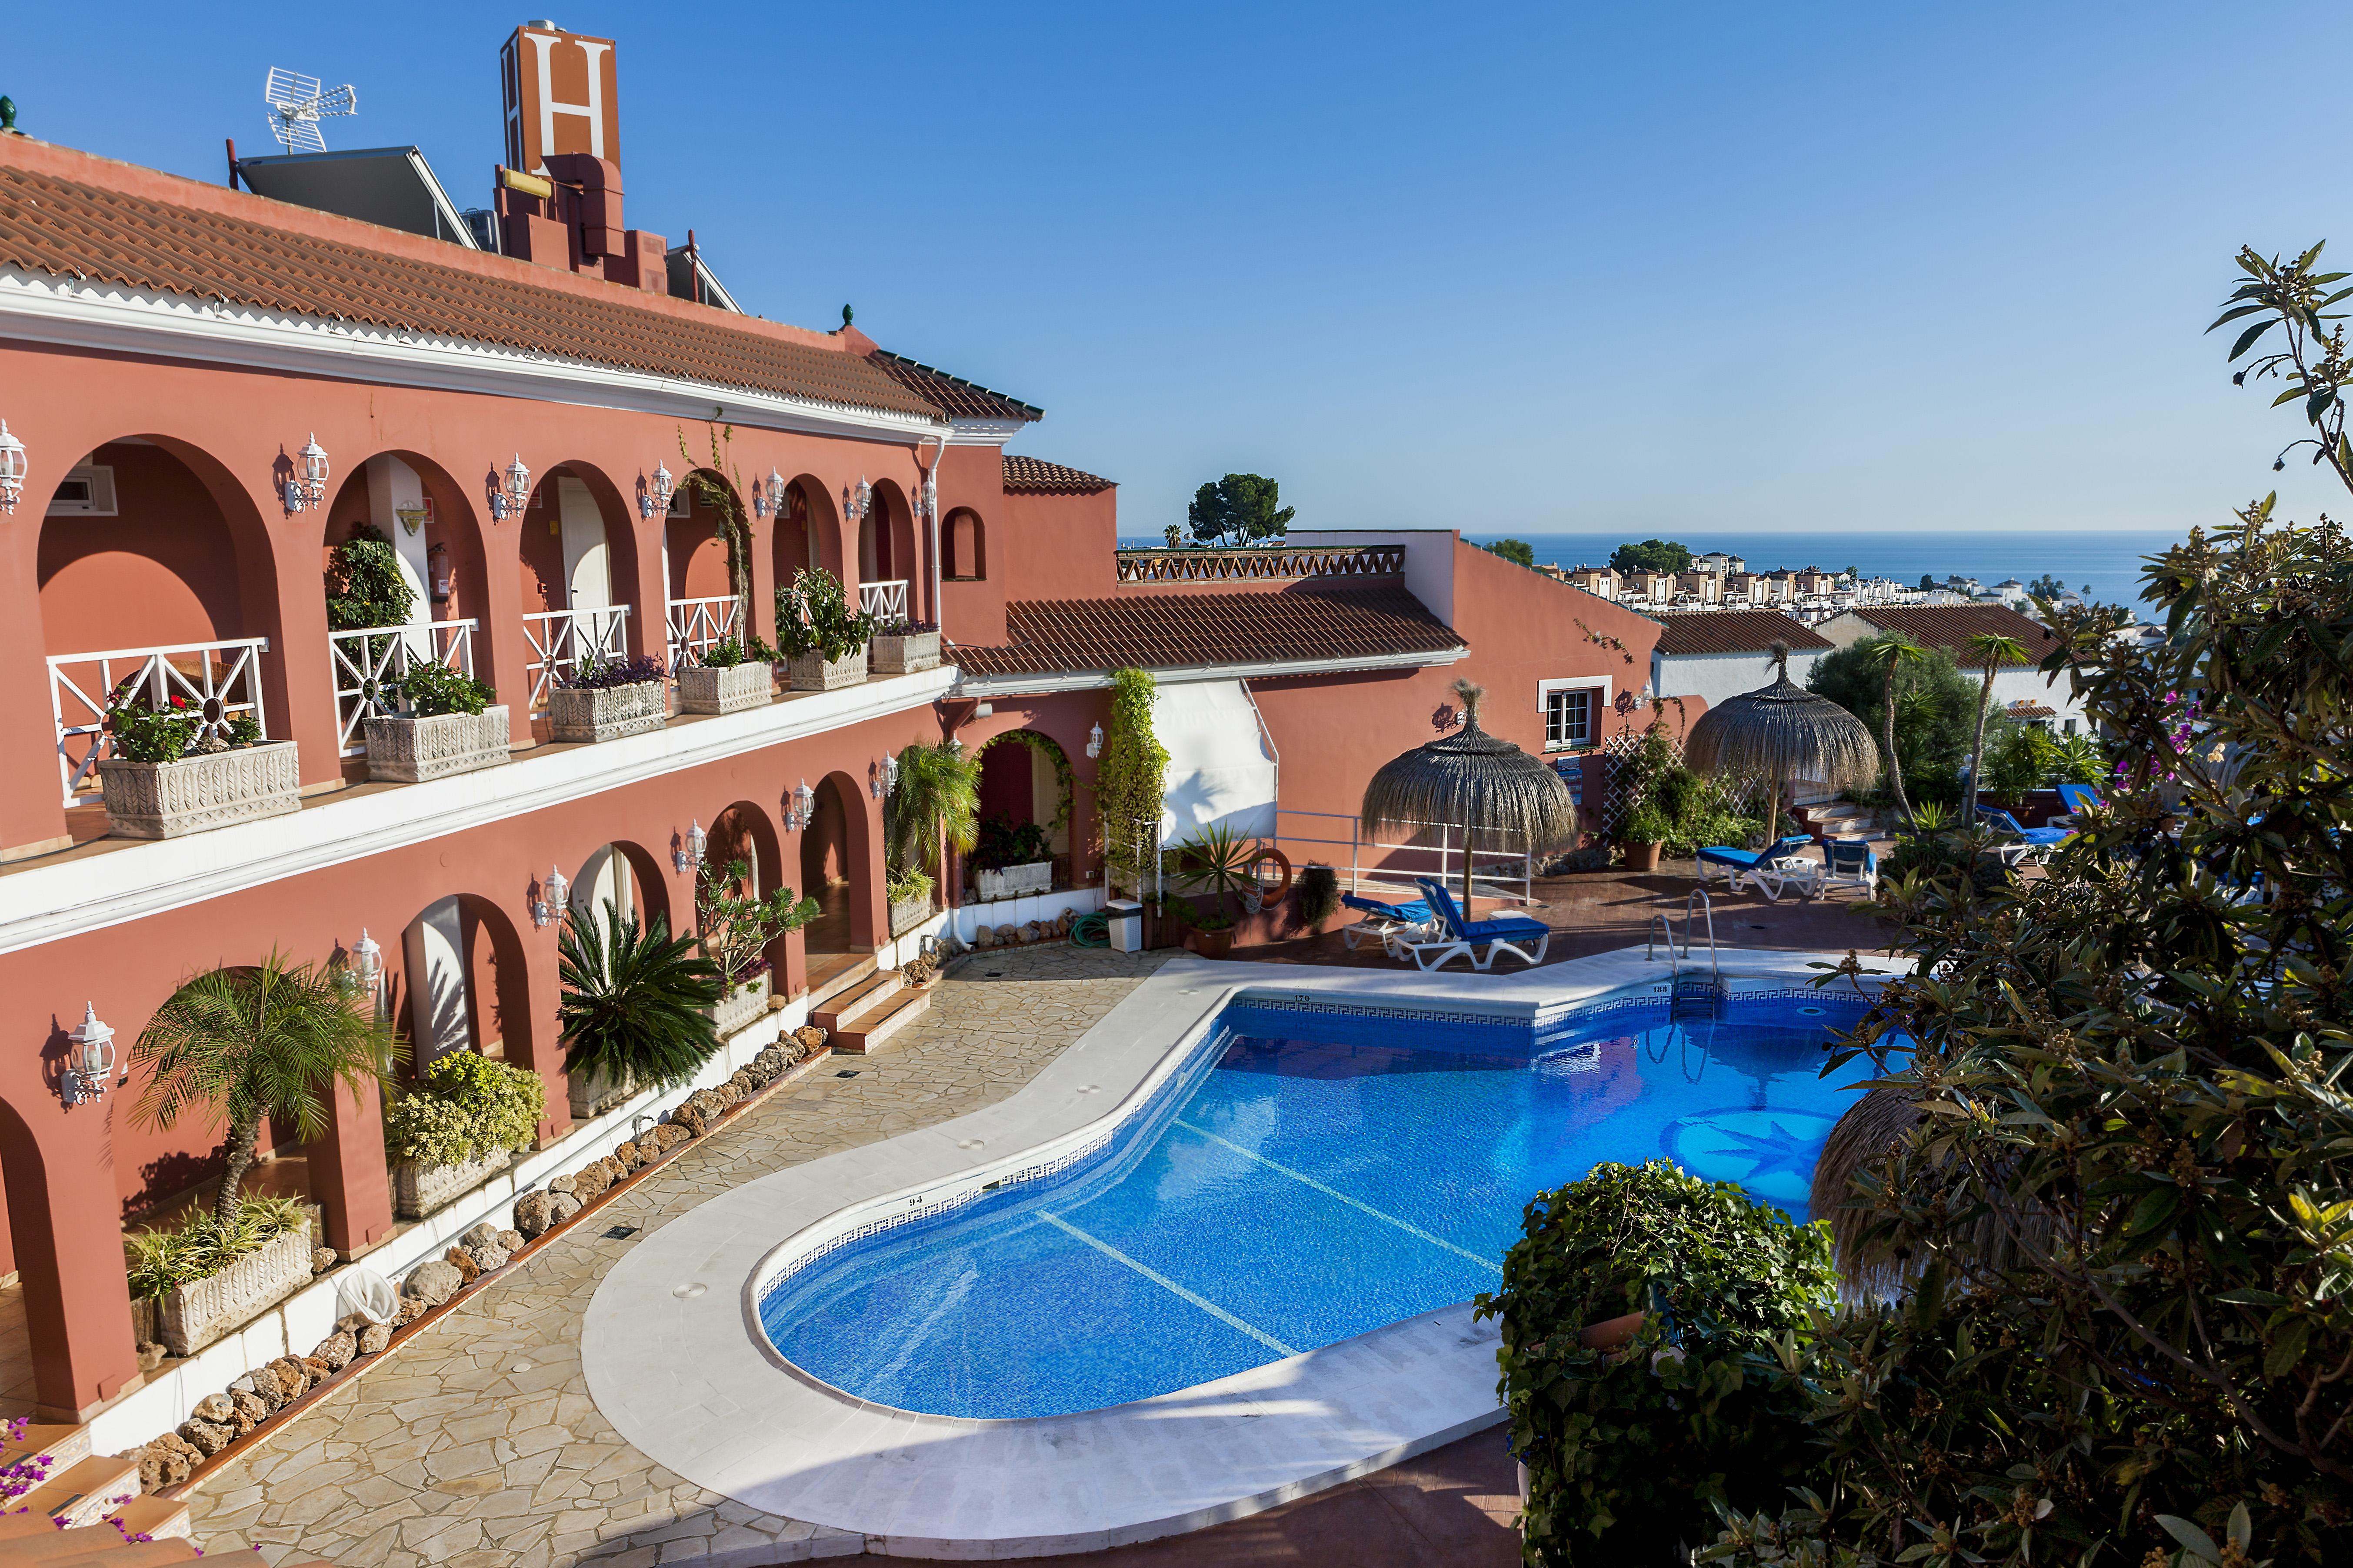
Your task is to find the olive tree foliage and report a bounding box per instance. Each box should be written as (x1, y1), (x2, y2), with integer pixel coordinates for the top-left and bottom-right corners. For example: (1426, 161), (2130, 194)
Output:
(1705, 246), (2353, 1566)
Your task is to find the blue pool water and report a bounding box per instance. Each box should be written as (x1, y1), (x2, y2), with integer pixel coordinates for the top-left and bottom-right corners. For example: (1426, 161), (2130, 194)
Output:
(760, 994), (1886, 1419)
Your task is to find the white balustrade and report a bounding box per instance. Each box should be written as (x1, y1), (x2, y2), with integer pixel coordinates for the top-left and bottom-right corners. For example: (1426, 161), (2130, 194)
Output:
(48, 636), (271, 806)
(858, 579), (910, 624)
(522, 606), (632, 711)
(665, 596), (742, 668)
(329, 619), (479, 755)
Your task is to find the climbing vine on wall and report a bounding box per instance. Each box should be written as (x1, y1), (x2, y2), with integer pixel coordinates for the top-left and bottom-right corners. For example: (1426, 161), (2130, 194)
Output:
(1096, 668), (1170, 893)
(678, 410), (754, 636)
(973, 727), (1075, 834)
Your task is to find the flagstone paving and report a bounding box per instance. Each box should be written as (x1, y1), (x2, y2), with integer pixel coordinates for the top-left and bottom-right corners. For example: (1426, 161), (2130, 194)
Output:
(186, 943), (1175, 1568)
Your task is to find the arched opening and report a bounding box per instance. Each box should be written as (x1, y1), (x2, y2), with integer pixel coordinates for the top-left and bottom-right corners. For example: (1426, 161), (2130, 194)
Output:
(970, 730), (1074, 899)
(797, 772), (874, 968)
(704, 799), (791, 978)
(0, 1094), (135, 1418)
(944, 507), (987, 582)
(776, 477), (842, 587)
(319, 451), (496, 757)
(857, 479), (918, 626)
(666, 467), (743, 664)
(37, 436), (283, 810)
(517, 463), (639, 710)
(389, 892), (535, 1080)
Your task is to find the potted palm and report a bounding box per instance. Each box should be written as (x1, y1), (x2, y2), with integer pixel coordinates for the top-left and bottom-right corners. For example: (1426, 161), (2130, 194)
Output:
(130, 952), (399, 1354)
(1173, 820), (1267, 959)
(550, 653), (669, 744)
(693, 855), (818, 1035)
(870, 615), (943, 676)
(676, 635), (778, 716)
(384, 1050), (546, 1217)
(886, 740), (981, 934)
(776, 569), (877, 692)
(365, 661), (508, 782)
(558, 903), (727, 1117)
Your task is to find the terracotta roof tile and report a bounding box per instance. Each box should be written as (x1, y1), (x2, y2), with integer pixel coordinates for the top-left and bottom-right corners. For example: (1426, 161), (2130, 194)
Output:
(1649, 610), (1832, 656)
(870, 352), (1042, 422)
(1002, 454), (1114, 494)
(1849, 604), (2059, 665)
(0, 161), (941, 419)
(953, 584), (1461, 678)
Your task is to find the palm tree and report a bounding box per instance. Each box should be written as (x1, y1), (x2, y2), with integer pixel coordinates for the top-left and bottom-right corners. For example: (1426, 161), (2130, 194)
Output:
(557, 903), (725, 1094)
(133, 952), (400, 1226)
(1960, 632), (2031, 823)
(886, 739), (982, 893)
(1858, 633), (1926, 826)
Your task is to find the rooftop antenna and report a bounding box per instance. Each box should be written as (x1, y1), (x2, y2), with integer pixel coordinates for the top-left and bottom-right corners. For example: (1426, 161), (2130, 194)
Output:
(262, 68), (357, 154)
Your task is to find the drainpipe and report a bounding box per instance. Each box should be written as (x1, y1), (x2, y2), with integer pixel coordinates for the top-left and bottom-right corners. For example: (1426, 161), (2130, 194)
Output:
(916, 431), (947, 628)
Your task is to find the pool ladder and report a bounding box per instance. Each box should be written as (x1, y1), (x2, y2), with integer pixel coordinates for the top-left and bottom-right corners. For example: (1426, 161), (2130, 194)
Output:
(1647, 889), (1724, 1019)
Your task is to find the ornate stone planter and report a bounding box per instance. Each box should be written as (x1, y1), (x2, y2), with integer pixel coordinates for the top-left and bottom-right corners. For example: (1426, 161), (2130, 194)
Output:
(97, 740), (300, 841)
(363, 707), (511, 783)
(393, 1146), (513, 1220)
(569, 1062), (635, 1120)
(705, 971), (773, 1037)
(890, 893), (937, 937)
(677, 662), (774, 716)
(870, 631), (941, 675)
(787, 649), (868, 692)
(550, 679), (668, 744)
(975, 860), (1054, 900)
(158, 1225), (313, 1356)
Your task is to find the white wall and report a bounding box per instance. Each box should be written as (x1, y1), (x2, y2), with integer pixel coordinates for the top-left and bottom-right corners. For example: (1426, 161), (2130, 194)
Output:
(1652, 646), (1825, 710)
(402, 896), (473, 1066)
(1154, 679), (1277, 843)
(1289, 527), (1456, 623)
(364, 455), (433, 658)
(559, 475), (611, 613)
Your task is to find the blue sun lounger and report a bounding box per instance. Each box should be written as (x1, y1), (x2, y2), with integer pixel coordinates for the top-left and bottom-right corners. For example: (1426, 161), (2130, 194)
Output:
(1339, 890), (1436, 953)
(1406, 879), (1552, 971)
(1696, 835), (1819, 901)
(1974, 805), (2071, 860)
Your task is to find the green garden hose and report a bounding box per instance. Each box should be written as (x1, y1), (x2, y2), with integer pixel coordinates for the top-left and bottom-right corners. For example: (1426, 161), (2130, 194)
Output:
(1068, 910), (1110, 948)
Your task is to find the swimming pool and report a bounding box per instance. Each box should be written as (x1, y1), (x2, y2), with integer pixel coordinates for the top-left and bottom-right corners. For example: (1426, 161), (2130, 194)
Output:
(757, 991), (1885, 1420)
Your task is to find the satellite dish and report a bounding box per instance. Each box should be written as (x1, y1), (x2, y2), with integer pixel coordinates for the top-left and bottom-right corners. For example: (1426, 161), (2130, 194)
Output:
(263, 67), (358, 154)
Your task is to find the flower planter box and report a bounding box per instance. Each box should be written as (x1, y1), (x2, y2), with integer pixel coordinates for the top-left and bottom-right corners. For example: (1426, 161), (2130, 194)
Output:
(550, 679), (668, 744)
(704, 970), (773, 1038)
(97, 740), (300, 841)
(393, 1146), (512, 1221)
(974, 860), (1053, 900)
(787, 649), (868, 692)
(363, 707), (511, 783)
(871, 631), (941, 675)
(890, 894), (937, 937)
(677, 662), (775, 716)
(157, 1225), (313, 1357)
(568, 1063), (636, 1121)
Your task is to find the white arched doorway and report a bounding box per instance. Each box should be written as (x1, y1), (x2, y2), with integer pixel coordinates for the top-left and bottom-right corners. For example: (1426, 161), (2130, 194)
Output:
(572, 844), (637, 925)
(403, 896), (474, 1068)
(558, 475), (612, 614)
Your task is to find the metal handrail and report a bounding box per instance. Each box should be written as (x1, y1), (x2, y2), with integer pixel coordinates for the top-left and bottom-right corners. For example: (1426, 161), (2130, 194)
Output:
(858, 579), (910, 623)
(1269, 806), (1534, 906)
(1683, 886), (1720, 982)
(1646, 911), (1680, 966)
(522, 605), (631, 711)
(665, 595), (740, 668)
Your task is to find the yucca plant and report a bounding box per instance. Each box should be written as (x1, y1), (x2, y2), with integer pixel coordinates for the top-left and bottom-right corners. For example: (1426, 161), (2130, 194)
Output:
(133, 952), (401, 1226)
(1172, 820), (1268, 929)
(557, 902), (726, 1093)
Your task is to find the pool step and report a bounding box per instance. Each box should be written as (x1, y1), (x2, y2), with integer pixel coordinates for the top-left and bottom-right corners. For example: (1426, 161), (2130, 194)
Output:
(812, 968), (903, 1033)
(1670, 975), (1723, 1021)
(829, 978), (932, 1055)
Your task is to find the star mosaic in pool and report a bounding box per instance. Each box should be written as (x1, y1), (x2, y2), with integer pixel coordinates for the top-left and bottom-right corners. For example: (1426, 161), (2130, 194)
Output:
(1702, 1119), (1818, 1182)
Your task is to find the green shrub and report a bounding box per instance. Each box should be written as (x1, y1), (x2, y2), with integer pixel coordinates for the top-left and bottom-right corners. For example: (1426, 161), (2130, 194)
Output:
(323, 524), (415, 633)
(124, 1194), (310, 1299)
(972, 814), (1051, 871)
(394, 660), (496, 717)
(1477, 1161), (1836, 1566)
(383, 1051), (545, 1169)
(774, 568), (876, 661)
(1097, 669), (1170, 894)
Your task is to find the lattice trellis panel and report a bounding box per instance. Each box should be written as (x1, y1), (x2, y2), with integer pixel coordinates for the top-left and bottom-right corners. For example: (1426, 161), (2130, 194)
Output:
(1596, 728), (1663, 839)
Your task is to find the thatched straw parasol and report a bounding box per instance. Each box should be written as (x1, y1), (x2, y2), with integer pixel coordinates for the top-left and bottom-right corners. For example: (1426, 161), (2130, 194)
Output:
(1682, 643), (1877, 842)
(1360, 679), (1579, 904)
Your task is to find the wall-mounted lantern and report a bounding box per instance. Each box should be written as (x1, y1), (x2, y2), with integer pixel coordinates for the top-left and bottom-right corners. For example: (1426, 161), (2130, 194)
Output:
(675, 819), (706, 873)
(766, 466), (785, 519)
(640, 463), (675, 520)
(1087, 722), (1104, 759)
(0, 419), (25, 514)
(284, 433), (331, 513)
(503, 453), (532, 519)
(870, 755), (899, 800)
(848, 476), (871, 523)
(533, 862), (570, 928)
(787, 776), (816, 832)
(65, 1002), (115, 1105)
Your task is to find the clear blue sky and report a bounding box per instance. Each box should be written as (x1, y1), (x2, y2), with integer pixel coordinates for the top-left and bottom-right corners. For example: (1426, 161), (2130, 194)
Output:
(11, 2), (2348, 539)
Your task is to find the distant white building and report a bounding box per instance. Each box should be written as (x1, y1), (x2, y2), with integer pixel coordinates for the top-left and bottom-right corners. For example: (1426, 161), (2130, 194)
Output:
(1692, 550), (1746, 575)
(1815, 604), (2089, 735)
(1649, 610), (1832, 710)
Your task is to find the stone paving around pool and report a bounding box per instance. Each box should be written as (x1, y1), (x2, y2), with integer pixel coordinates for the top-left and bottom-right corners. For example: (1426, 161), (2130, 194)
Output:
(184, 944), (1175, 1568)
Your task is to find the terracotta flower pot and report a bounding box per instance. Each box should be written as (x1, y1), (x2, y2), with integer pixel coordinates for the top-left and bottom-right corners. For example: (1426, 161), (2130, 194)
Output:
(1189, 928), (1235, 959)
(1623, 840), (1663, 873)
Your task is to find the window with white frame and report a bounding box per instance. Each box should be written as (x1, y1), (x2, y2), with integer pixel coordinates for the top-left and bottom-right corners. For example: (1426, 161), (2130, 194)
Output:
(1539, 678), (1608, 751)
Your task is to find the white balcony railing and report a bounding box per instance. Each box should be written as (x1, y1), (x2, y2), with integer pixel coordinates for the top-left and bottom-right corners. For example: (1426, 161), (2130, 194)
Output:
(49, 636), (271, 806)
(522, 605), (631, 711)
(665, 596), (741, 669)
(859, 579), (910, 625)
(329, 620), (479, 755)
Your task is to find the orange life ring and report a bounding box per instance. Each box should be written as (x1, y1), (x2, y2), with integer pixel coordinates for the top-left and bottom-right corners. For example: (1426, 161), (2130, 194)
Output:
(1251, 847), (1294, 903)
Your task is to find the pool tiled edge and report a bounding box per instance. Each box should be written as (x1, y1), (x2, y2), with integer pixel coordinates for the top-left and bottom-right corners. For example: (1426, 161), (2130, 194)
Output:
(580, 945), (1887, 1557)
